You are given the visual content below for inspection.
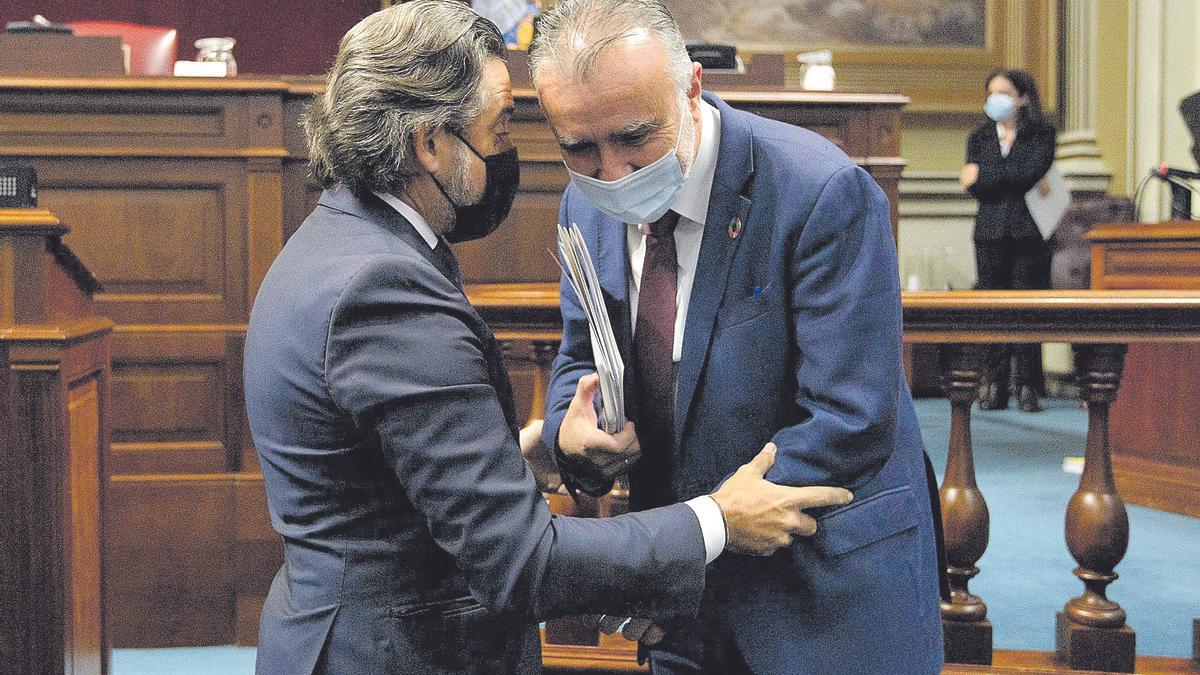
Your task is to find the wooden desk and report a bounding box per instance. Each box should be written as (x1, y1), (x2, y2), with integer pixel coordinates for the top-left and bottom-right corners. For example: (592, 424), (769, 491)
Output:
(1, 209), (112, 674)
(1, 75), (907, 648)
(1089, 220), (1200, 517)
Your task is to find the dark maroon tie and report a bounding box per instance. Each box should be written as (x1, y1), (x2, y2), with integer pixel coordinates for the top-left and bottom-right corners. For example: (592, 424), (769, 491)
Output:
(632, 211), (679, 508)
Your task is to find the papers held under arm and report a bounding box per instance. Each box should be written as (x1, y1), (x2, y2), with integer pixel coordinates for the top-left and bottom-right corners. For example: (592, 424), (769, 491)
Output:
(556, 223), (625, 434)
(1025, 163), (1070, 241)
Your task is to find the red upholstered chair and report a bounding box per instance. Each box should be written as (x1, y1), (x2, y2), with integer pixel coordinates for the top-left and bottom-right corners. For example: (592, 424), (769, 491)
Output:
(66, 21), (178, 75)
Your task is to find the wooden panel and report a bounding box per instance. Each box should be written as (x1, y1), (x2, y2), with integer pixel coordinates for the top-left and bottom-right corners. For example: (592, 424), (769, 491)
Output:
(66, 376), (103, 675)
(52, 188), (225, 295)
(1095, 245), (1200, 289)
(106, 475), (236, 647)
(108, 330), (236, 475)
(943, 648), (1199, 674)
(0, 90), (284, 153)
(4, 106), (224, 138)
(109, 363), (226, 472)
(1113, 451), (1200, 519)
(34, 159), (250, 326)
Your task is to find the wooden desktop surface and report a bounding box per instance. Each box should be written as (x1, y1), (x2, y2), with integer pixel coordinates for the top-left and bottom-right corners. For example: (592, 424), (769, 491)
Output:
(1089, 220), (1200, 518)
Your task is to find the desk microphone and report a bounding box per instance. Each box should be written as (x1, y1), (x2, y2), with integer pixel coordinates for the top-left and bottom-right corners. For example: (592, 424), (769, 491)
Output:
(1151, 164), (1198, 219)
(1154, 163), (1200, 180)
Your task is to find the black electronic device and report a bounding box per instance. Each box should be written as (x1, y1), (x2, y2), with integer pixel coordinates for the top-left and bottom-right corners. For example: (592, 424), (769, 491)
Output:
(686, 44), (739, 71)
(1181, 90), (1200, 168)
(1150, 164), (1194, 220)
(0, 165), (38, 207)
(1155, 163), (1200, 181)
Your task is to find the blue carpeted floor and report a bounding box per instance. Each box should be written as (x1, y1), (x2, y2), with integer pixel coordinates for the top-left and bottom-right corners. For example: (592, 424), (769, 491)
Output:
(112, 646), (256, 674)
(112, 398), (1200, 673)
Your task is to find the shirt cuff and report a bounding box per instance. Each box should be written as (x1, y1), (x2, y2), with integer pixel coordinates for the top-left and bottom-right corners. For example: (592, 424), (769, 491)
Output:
(683, 495), (726, 564)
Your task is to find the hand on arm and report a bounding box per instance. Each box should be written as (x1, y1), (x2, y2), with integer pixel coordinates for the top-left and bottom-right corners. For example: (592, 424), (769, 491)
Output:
(711, 443), (853, 555)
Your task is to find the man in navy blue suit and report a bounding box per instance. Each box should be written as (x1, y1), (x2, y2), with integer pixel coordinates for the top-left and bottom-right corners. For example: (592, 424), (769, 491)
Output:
(243, 2), (856, 673)
(532, 1), (946, 672)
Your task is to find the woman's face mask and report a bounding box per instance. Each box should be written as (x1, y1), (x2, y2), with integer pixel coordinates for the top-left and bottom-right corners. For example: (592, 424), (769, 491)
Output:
(985, 92), (1017, 122)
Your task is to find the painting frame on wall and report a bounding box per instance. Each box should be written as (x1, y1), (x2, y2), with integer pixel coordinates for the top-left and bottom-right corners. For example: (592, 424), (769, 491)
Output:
(383, 0), (1056, 117)
(668, 0), (989, 50)
(683, 0), (1057, 115)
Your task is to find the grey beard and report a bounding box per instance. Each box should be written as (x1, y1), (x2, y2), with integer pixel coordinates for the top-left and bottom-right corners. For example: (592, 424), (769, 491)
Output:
(437, 143), (481, 238)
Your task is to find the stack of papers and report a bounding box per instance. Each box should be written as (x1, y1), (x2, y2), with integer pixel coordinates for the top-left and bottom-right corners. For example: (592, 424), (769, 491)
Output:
(556, 224), (625, 433)
(1025, 164), (1071, 240)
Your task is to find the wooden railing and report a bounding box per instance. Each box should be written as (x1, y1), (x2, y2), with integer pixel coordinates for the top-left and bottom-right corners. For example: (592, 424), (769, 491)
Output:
(467, 285), (1200, 674)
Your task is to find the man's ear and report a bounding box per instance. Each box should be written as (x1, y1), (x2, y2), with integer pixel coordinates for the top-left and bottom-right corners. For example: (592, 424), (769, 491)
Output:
(412, 127), (446, 175)
(687, 61), (702, 100)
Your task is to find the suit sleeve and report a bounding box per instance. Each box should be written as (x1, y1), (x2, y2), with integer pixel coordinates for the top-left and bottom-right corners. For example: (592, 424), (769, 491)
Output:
(541, 190), (619, 496)
(325, 257), (704, 621)
(766, 165), (904, 490)
(969, 125), (1056, 202)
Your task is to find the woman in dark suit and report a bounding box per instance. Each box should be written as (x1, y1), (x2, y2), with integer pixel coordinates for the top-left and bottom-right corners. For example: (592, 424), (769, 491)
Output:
(961, 68), (1056, 412)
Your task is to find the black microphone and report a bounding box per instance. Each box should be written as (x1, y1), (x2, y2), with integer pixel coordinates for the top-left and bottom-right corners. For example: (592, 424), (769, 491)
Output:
(1154, 163), (1200, 180)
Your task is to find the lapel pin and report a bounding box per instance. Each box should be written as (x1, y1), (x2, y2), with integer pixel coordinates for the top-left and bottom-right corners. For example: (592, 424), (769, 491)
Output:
(728, 216), (743, 239)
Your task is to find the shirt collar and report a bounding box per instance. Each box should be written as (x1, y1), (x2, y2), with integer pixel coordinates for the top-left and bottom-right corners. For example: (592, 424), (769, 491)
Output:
(372, 191), (439, 250)
(670, 99), (721, 225)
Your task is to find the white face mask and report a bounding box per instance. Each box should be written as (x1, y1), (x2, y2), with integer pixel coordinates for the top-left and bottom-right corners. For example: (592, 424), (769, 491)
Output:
(985, 92), (1017, 122)
(566, 112), (690, 224)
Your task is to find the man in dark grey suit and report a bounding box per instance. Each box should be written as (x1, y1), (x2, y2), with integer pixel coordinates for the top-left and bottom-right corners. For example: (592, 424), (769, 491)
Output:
(243, 2), (852, 673)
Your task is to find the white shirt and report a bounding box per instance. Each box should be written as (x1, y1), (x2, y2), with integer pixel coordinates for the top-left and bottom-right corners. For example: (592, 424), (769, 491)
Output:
(373, 191), (440, 250)
(628, 100), (721, 362)
(373, 189), (727, 563)
(996, 122), (1014, 158)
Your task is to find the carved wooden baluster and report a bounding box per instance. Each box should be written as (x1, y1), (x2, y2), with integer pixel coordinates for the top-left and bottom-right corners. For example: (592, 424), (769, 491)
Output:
(1056, 343), (1135, 673)
(497, 339), (513, 366)
(528, 340), (559, 425)
(937, 343), (992, 665)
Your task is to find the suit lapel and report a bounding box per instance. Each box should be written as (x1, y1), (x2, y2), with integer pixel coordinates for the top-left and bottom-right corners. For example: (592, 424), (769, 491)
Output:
(674, 94), (755, 447)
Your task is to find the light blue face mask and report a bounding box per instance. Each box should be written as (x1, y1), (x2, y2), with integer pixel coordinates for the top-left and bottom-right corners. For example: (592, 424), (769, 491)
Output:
(985, 93), (1017, 122)
(567, 119), (688, 224)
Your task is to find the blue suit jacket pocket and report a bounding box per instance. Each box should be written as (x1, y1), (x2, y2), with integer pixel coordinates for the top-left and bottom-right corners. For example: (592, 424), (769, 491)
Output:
(384, 595), (520, 673)
(386, 595), (486, 620)
(717, 288), (773, 333)
(811, 486), (918, 558)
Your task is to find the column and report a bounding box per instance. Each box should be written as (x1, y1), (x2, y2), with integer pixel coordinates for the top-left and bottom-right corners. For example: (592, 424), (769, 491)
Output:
(1057, 0), (1114, 195)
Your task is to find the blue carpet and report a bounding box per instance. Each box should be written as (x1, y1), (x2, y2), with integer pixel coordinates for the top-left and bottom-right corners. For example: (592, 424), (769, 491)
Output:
(112, 645), (256, 674)
(111, 398), (1200, 672)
